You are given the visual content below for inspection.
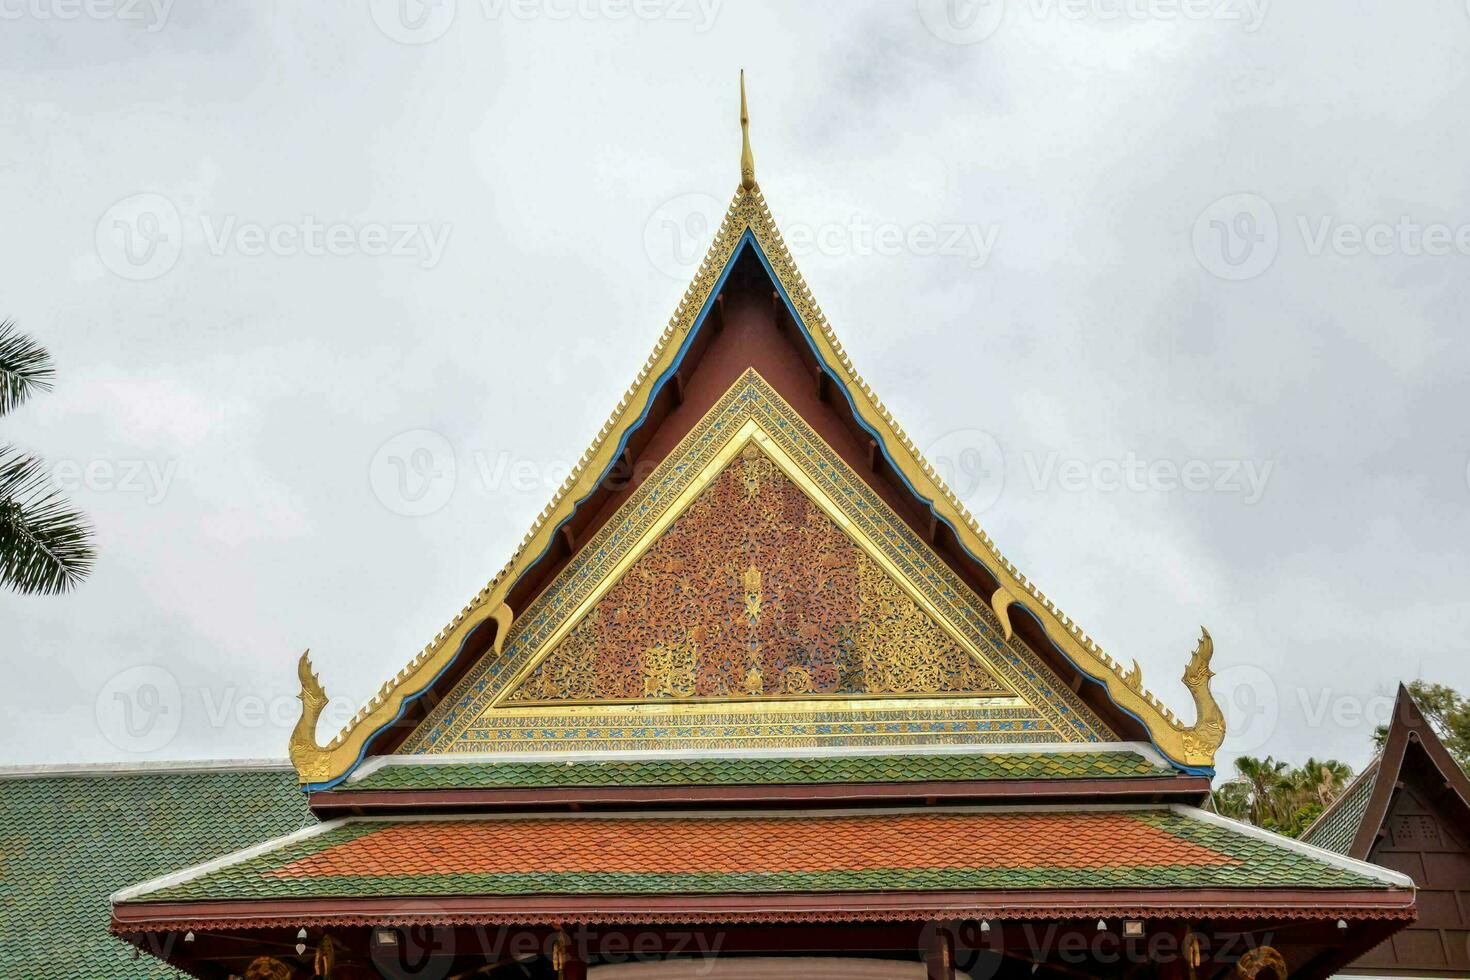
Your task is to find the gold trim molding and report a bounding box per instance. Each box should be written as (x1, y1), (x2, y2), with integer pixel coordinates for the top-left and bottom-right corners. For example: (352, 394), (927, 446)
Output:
(288, 172), (1225, 785)
(406, 372), (1114, 755)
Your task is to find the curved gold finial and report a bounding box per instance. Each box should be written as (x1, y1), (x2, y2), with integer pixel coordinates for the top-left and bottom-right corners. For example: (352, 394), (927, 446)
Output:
(286, 600), (516, 786)
(740, 69), (756, 191)
(1179, 626), (1226, 763)
(289, 650), (331, 784)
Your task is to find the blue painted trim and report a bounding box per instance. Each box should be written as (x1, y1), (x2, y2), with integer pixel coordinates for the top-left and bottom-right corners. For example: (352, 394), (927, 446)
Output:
(309, 236), (750, 792)
(315, 228), (1203, 787)
(738, 238), (1201, 776)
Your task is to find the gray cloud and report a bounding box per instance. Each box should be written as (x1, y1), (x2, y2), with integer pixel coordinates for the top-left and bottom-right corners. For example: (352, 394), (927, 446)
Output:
(2, 0), (1467, 776)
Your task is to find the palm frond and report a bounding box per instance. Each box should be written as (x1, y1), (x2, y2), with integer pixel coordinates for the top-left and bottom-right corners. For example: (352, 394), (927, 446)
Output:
(0, 321), (56, 417)
(0, 446), (95, 594)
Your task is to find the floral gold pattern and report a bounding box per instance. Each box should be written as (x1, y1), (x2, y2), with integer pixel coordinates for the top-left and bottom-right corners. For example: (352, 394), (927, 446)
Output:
(504, 443), (1006, 705)
(405, 375), (1115, 754)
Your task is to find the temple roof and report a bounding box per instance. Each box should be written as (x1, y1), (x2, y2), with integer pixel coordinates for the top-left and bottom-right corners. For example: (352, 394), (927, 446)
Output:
(1299, 757), (1382, 856)
(288, 85), (1228, 790)
(1301, 684), (1470, 859)
(0, 762), (311, 979)
(337, 746), (1176, 793)
(113, 804), (1411, 930)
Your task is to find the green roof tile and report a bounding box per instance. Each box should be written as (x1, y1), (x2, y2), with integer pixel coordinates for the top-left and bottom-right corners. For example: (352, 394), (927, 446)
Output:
(341, 750), (1174, 792)
(126, 806), (1392, 904)
(0, 765), (313, 978)
(1300, 758), (1380, 855)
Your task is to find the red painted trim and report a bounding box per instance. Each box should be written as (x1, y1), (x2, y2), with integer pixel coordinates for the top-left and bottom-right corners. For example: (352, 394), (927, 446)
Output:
(309, 776), (1212, 816)
(112, 886), (1415, 933)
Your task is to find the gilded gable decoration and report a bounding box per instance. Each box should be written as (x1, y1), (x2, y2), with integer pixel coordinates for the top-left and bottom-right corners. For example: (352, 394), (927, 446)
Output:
(287, 83), (1226, 786)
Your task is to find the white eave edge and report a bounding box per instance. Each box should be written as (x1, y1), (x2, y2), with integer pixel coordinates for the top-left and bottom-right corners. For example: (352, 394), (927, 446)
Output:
(111, 817), (346, 905)
(1174, 804), (1415, 888)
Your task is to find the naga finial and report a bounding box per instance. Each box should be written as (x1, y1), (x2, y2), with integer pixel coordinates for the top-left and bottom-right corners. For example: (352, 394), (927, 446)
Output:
(289, 650), (332, 784)
(739, 69), (756, 192)
(1179, 626), (1226, 764)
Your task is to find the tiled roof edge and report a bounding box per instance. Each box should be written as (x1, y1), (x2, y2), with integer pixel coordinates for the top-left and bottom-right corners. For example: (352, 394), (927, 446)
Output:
(1170, 803), (1413, 888)
(1299, 756), (1382, 850)
(346, 741), (1173, 784)
(0, 758), (294, 780)
(112, 816), (344, 905)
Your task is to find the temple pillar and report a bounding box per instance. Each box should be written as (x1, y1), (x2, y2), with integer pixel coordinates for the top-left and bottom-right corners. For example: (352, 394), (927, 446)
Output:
(925, 924), (956, 980)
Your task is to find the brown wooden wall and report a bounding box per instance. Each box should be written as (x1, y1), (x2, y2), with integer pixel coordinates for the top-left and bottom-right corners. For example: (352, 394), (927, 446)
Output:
(1349, 764), (1470, 976)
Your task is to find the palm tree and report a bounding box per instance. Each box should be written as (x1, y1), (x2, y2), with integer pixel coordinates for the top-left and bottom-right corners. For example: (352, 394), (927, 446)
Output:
(0, 321), (95, 593)
(1212, 755), (1355, 837)
(1234, 755), (1290, 827)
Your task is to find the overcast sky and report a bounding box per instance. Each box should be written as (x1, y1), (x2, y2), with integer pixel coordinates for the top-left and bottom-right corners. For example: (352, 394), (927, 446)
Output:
(2, 0), (1467, 779)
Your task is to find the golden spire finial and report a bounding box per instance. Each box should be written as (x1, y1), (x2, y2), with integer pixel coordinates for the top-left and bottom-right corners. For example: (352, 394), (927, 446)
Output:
(739, 69), (756, 192)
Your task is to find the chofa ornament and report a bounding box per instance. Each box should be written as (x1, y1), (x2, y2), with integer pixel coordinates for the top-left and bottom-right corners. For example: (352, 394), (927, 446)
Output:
(1178, 627), (1227, 762)
(287, 601), (515, 784)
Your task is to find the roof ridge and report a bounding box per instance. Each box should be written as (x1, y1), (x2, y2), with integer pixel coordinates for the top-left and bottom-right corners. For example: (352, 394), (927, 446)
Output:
(0, 758), (294, 779)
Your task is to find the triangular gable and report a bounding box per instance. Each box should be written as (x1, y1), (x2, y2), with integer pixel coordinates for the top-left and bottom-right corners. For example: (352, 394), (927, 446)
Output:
(404, 374), (1114, 754)
(289, 162), (1226, 789)
(503, 442), (1011, 706)
(1303, 685), (1470, 862)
